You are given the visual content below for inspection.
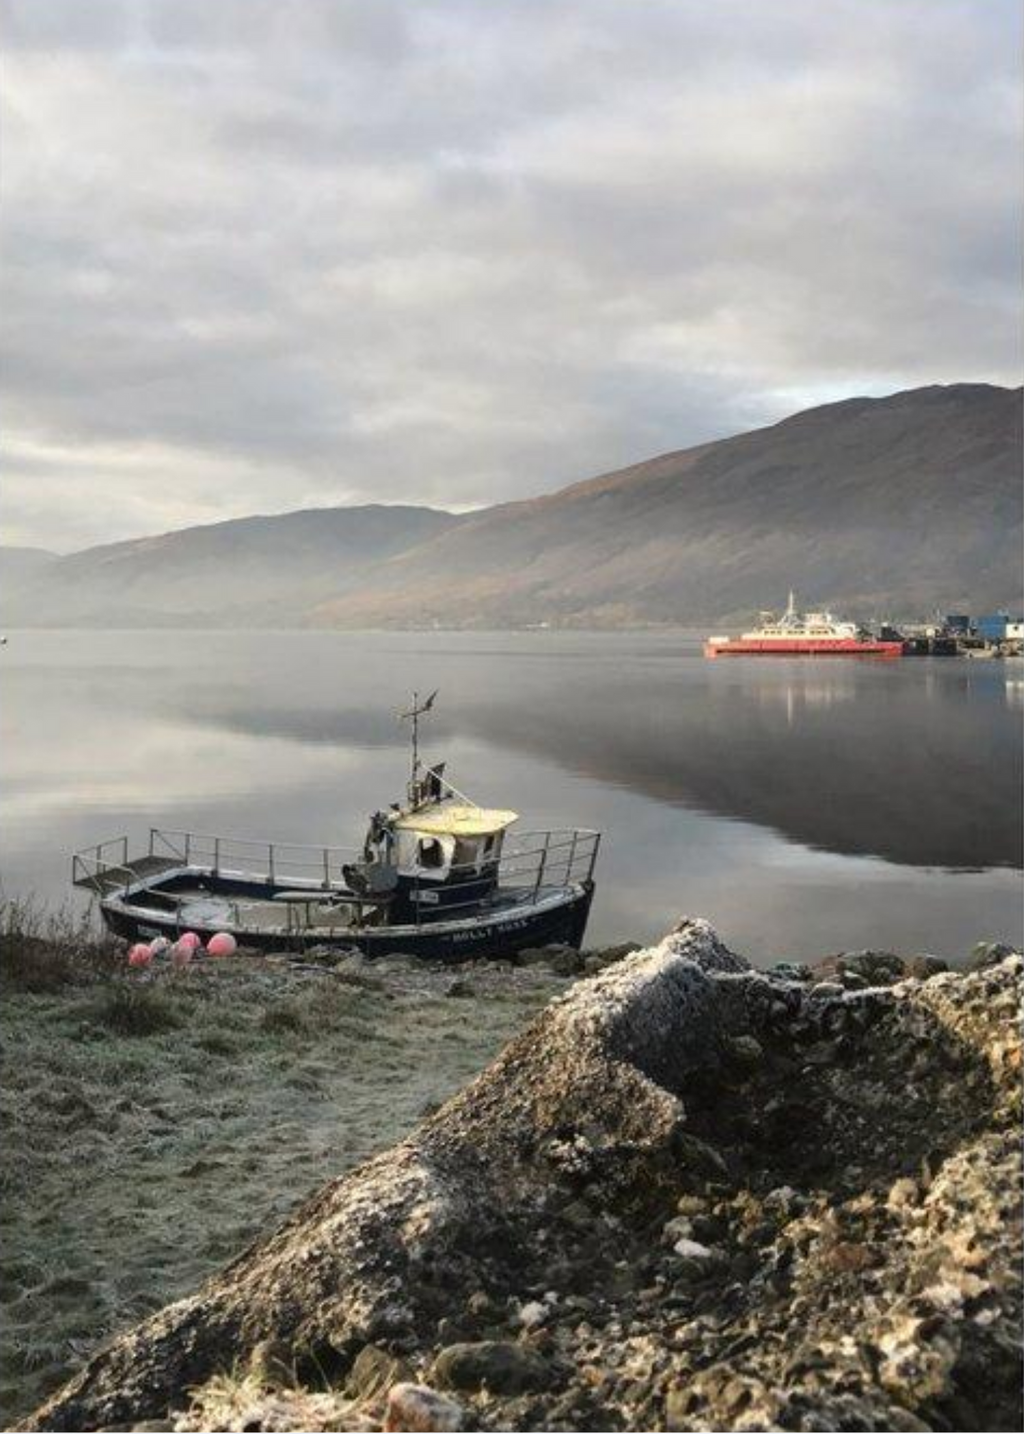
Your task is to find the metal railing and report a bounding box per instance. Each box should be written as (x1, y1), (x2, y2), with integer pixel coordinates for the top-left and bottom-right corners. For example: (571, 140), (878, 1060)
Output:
(72, 837), (132, 890)
(148, 827), (361, 890)
(401, 828), (601, 927)
(72, 825), (601, 932)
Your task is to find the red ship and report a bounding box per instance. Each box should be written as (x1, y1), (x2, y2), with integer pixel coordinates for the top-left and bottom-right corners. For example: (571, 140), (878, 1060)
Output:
(705, 593), (903, 658)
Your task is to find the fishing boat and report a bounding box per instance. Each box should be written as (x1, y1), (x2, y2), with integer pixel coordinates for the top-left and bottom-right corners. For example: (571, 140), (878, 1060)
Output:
(71, 693), (600, 962)
(705, 593), (904, 658)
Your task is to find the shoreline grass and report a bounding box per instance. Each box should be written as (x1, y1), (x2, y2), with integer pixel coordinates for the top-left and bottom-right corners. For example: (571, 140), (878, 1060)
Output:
(0, 898), (121, 994)
(0, 912), (564, 1424)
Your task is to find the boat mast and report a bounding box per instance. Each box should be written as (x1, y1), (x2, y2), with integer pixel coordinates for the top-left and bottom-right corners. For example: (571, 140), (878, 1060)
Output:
(400, 690), (438, 804)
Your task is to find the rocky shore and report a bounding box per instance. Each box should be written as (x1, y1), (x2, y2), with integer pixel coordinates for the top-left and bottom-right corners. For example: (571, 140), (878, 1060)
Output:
(22, 922), (1023, 1433)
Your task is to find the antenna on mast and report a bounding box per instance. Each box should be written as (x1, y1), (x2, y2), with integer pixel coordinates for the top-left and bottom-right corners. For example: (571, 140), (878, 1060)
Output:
(399, 690), (439, 800)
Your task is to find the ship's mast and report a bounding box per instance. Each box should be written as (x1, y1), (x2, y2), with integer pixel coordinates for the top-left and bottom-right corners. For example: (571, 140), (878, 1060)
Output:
(400, 690), (438, 803)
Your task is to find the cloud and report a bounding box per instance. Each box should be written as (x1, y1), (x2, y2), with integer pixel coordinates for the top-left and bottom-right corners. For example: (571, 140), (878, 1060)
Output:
(1, 0), (1020, 550)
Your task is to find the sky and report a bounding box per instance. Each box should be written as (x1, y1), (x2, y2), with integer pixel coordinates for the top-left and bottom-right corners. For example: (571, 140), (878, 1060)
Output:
(1, 0), (1021, 552)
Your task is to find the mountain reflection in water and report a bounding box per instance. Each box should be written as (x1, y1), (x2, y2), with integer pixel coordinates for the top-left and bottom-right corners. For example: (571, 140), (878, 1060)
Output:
(458, 664), (1021, 871)
(198, 649), (1020, 871)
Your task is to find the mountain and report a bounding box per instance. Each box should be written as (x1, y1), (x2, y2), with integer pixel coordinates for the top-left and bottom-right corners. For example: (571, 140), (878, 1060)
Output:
(311, 383), (1022, 628)
(3, 384), (1019, 629)
(0, 546), (59, 591)
(0, 506), (461, 628)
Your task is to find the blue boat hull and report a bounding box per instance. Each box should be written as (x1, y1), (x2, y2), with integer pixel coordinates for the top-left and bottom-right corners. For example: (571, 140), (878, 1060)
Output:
(100, 879), (595, 964)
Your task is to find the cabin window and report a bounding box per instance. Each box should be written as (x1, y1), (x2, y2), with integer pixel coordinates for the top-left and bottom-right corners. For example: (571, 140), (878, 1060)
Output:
(419, 837), (446, 869)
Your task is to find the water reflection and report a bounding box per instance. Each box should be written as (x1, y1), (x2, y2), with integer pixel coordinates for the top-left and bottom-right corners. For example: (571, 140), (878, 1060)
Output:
(1, 631), (1020, 961)
(455, 663), (1021, 871)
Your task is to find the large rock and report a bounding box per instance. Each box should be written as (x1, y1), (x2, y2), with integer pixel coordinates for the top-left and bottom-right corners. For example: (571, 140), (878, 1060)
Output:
(430, 1340), (552, 1395)
(22, 922), (1021, 1434)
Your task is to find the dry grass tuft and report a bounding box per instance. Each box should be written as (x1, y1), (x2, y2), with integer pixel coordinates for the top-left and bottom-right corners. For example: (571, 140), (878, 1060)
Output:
(0, 898), (121, 993)
(175, 1369), (371, 1432)
(259, 1001), (308, 1036)
(91, 981), (181, 1037)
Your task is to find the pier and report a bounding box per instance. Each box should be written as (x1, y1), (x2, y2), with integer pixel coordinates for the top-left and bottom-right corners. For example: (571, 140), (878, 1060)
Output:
(885, 612), (1023, 658)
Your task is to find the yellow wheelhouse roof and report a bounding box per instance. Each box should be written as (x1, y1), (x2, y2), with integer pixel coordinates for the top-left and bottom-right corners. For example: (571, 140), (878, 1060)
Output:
(393, 804), (518, 837)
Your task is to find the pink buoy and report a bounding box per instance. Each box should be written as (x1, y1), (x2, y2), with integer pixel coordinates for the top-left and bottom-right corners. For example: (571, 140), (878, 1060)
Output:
(127, 942), (153, 968)
(206, 932), (237, 958)
(178, 931), (202, 951)
(170, 940), (194, 969)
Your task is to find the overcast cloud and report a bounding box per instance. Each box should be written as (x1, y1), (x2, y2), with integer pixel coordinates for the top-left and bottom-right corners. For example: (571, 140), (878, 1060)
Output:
(1, 0), (1020, 550)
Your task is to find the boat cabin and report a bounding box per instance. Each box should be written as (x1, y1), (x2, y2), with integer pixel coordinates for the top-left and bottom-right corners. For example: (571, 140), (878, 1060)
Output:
(347, 801), (518, 922)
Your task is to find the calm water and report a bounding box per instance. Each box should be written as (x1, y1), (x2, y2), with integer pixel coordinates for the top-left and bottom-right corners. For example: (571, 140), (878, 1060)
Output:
(1, 630), (1020, 963)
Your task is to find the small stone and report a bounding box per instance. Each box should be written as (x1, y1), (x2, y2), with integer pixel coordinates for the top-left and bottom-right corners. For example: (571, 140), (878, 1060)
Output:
(822, 1241), (879, 1273)
(346, 1344), (412, 1400)
(559, 1198), (593, 1231)
(675, 1132), (728, 1179)
(517, 1299), (548, 1329)
(902, 954), (948, 980)
(671, 1238), (726, 1285)
(247, 1337), (294, 1386)
(674, 1236), (714, 1259)
(516, 944), (580, 976)
(431, 1340), (553, 1395)
(885, 1410), (933, 1432)
(662, 1215), (694, 1244)
(581, 942), (642, 973)
(967, 941), (1016, 972)
(769, 960), (812, 982)
(877, 1315), (959, 1403)
(724, 1034), (764, 1067)
(837, 950), (907, 984)
(840, 970), (870, 990)
(887, 1177), (920, 1211)
(810, 980), (845, 997)
(384, 1382), (464, 1432)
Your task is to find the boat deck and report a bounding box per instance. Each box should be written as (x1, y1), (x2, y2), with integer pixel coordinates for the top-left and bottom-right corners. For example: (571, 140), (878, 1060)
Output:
(73, 854), (180, 895)
(127, 880), (562, 936)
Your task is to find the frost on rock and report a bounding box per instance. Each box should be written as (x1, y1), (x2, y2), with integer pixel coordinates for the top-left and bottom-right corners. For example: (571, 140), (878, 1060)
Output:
(23, 919), (1022, 1434)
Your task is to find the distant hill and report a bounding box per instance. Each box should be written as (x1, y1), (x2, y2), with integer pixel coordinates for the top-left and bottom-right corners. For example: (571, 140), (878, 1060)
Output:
(2, 384), (1020, 629)
(0, 546), (59, 591)
(0, 506), (461, 627)
(311, 383), (1022, 628)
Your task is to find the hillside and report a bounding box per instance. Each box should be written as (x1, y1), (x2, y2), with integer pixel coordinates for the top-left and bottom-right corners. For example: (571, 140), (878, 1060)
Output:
(313, 383), (1022, 628)
(2, 385), (1019, 629)
(0, 546), (59, 592)
(0, 506), (460, 628)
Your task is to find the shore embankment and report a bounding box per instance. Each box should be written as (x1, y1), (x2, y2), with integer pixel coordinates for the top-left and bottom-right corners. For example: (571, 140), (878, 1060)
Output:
(8, 912), (1020, 1434)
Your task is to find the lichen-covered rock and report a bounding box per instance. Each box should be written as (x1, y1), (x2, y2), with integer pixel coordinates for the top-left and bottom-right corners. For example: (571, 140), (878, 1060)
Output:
(968, 939), (1017, 971)
(23, 921), (1022, 1434)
